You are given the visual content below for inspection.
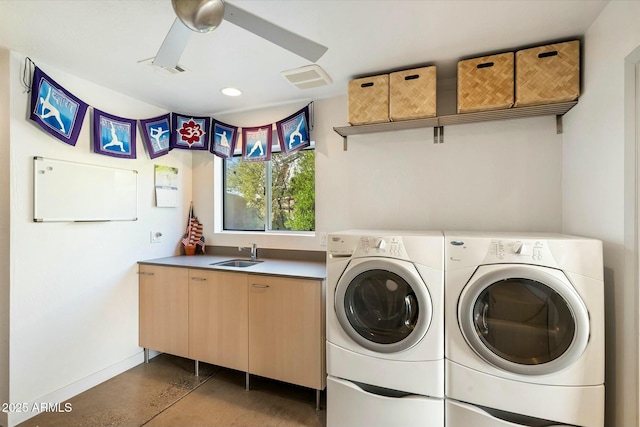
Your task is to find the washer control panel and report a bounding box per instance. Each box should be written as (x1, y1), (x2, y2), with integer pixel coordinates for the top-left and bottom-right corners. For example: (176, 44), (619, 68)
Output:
(358, 236), (407, 258)
(328, 234), (409, 259)
(488, 239), (545, 262)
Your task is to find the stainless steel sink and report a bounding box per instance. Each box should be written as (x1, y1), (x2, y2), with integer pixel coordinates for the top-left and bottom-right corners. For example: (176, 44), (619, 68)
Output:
(211, 259), (263, 268)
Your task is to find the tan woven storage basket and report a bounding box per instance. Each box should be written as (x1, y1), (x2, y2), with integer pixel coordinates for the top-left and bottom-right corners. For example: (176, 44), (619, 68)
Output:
(389, 66), (437, 121)
(515, 40), (580, 107)
(348, 74), (390, 125)
(457, 52), (514, 113)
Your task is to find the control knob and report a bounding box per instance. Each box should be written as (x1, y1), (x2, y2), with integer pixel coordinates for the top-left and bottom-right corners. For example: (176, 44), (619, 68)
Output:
(513, 242), (533, 256)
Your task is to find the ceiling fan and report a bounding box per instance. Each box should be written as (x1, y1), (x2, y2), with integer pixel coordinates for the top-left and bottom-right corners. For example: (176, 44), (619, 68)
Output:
(153, 0), (328, 69)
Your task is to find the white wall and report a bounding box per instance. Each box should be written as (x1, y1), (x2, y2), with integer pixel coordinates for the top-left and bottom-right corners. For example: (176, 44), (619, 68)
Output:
(6, 52), (193, 426)
(563, 2), (640, 426)
(0, 48), (10, 427)
(193, 93), (563, 253)
(331, 113), (563, 232)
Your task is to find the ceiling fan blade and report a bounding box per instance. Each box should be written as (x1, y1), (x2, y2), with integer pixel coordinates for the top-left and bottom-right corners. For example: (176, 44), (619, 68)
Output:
(153, 18), (192, 69)
(223, 2), (328, 63)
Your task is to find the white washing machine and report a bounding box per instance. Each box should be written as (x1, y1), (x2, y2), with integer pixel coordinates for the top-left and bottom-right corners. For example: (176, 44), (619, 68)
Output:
(326, 230), (444, 427)
(444, 232), (604, 427)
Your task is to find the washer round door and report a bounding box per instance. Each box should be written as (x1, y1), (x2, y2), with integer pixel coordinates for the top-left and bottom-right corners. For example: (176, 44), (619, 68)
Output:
(458, 264), (590, 375)
(335, 258), (433, 353)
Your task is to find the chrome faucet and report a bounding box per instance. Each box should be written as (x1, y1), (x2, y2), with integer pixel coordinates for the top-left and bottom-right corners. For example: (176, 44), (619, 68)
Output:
(239, 243), (257, 260)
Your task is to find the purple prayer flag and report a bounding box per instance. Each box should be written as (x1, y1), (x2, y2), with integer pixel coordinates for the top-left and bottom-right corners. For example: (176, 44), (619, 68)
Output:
(140, 114), (172, 159)
(29, 66), (89, 146)
(210, 119), (238, 159)
(171, 114), (210, 150)
(276, 105), (310, 156)
(242, 125), (272, 162)
(92, 108), (137, 159)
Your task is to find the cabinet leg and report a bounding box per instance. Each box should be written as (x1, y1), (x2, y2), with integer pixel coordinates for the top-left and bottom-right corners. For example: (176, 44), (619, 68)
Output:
(144, 348), (149, 364)
(316, 389), (321, 411)
(195, 360), (199, 377)
(245, 372), (250, 391)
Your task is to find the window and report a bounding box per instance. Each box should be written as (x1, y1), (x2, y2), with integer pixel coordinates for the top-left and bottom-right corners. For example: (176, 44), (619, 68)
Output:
(223, 144), (315, 232)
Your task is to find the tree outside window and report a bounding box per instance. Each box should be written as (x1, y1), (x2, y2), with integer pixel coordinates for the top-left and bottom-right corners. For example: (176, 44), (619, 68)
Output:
(223, 148), (315, 232)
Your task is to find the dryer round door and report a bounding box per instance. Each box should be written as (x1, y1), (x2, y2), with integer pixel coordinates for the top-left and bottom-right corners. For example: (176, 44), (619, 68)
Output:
(335, 258), (433, 353)
(458, 264), (589, 375)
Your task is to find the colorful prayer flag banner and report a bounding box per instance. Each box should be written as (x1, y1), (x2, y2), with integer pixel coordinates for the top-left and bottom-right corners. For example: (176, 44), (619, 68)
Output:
(29, 66), (89, 146)
(140, 114), (171, 159)
(242, 125), (272, 162)
(92, 108), (137, 159)
(27, 64), (318, 166)
(276, 105), (310, 156)
(171, 114), (210, 150)
(210, 120), (238, 159)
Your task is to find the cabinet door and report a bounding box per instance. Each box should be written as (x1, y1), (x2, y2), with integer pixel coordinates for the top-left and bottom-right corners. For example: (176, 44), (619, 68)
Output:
(189, 270), (248, 371)
(248, 276), (326, 389)
(139, 265), (189, 358)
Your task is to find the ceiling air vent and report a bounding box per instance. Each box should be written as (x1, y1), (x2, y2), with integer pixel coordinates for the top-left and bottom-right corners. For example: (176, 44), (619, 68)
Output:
(281, 64), (332, 89)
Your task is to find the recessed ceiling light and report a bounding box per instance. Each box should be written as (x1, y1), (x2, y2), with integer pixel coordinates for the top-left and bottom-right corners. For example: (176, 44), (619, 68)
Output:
(221, 87), (242, 97)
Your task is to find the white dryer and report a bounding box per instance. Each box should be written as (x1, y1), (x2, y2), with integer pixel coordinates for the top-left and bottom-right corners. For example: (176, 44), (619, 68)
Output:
(444, 232), (604, 427)
(326, 230), (444, 427)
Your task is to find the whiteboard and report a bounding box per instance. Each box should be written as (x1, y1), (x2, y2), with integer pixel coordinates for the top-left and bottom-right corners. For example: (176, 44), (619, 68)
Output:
(34, 157), (138, 222)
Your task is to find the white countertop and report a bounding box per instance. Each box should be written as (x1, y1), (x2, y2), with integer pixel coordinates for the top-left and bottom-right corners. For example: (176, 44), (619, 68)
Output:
(138, 255), (326, 280)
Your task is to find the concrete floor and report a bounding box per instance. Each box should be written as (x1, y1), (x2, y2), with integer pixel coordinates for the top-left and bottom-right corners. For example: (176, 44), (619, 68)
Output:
(19, 354), (326, 427)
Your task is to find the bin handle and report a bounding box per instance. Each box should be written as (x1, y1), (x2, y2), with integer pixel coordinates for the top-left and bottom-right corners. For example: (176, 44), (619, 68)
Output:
(538, 50), (558, 59)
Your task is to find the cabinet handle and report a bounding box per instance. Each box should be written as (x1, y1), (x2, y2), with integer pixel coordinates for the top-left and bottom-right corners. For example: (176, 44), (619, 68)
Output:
(191, 277), (207, 281)
(251, 284), (269, 289)
(138, 272), (154, 276)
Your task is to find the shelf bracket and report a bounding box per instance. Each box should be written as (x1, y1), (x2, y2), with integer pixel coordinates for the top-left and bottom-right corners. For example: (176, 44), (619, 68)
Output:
(433, 126), (444, 144)
(556, 115), (564, 134)
(342, 136), (348, 151)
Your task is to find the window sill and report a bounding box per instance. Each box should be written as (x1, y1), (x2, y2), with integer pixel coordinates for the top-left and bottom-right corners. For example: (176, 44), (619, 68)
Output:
(211, 229), (323, 252)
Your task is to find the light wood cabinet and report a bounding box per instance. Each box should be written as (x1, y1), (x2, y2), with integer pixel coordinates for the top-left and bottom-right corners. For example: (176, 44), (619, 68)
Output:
(188, 270), (248, 372)
(139, 263), (326, 396)
(248, 275), (326, 390)
(139, 265), (189, 358)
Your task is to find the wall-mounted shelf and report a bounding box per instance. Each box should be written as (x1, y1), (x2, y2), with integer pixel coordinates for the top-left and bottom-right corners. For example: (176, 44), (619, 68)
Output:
(333, 100), (578, 150)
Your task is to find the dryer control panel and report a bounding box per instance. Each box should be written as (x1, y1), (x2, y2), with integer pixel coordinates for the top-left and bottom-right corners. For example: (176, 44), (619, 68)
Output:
(446, 234), (579, 271)
(487, 239), (546, 262)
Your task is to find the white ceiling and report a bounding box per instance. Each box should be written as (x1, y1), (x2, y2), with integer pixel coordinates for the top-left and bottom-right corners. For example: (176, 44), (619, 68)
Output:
(0, 0), (608, 117)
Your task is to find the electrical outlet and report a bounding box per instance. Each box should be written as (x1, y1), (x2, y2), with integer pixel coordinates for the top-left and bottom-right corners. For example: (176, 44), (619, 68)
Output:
(320, 233), (327, 247)
(150, 231), (163, 243)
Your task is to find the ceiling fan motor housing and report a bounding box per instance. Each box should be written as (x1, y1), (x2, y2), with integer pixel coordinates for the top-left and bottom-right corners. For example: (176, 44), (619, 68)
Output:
(172, 0), (225, 33)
